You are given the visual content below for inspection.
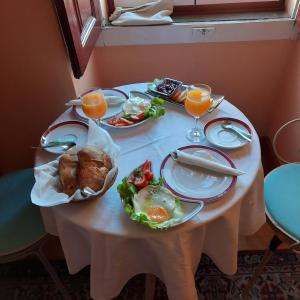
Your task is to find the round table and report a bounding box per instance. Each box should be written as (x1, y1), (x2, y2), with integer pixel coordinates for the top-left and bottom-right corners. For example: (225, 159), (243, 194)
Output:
(36, 83), (265, 300)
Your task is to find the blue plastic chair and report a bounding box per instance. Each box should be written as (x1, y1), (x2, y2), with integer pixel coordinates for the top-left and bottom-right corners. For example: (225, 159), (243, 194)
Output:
(0, 168), (71, 299)
(242, 118), (300, 298)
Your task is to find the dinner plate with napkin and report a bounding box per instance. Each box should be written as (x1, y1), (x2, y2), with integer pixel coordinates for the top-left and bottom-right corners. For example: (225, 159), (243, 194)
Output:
(160, 145), (244, 203)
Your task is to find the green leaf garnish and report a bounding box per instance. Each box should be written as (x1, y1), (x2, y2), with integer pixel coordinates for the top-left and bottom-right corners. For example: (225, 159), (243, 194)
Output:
(144, 97), (165, 119)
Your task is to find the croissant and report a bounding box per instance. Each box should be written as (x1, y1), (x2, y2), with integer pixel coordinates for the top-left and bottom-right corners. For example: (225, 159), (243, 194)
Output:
(58, 153), (78, 196)
(78, 147), (112, 192)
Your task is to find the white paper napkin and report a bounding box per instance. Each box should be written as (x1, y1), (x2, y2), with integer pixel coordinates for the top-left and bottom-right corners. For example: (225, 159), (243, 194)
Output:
(174, 150), (244, 176)
(109, 0), (173, 26)
(65, 99), (82, 106)
(31, 120), (121, 207)
(65, 96), (125, 107)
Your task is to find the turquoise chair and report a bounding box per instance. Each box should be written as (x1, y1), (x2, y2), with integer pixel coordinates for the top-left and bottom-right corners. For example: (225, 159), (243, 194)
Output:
(0, 168), (71, 299)
(242, 118), (300, 298)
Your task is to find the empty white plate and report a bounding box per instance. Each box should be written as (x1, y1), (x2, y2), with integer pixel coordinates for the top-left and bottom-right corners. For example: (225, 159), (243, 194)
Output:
(204, 118), (252, 149)
(160, 145), (237, 203)
(40, 121), (88, 154)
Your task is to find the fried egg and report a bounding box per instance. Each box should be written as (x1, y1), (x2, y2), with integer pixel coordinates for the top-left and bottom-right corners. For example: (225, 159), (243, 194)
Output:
(122, 97), (151, 115)
(133, 186), (181, 223)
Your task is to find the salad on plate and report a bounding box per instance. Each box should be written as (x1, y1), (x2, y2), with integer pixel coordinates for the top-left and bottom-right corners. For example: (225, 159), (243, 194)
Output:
(104, 96), (165, 128)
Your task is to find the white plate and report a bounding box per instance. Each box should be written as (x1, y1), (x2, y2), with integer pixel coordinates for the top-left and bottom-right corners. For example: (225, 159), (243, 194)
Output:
(102, 91), (153, 129)
(40, 121), (88, 154)
(173, 200), (204, 227)
(160, 145), (237, 203)
(204, 118), (252, 149)
(72, 88), (128, 121)
(102, 115), (150, 129)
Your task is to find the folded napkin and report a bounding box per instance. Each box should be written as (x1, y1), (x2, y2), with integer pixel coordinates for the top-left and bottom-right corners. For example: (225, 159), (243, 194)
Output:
(174, 150), (244, 176)
(65, 96), (125, 107)
(65, 99), (82, 106)
(31, 120), (121, 207)
(109, 0), (173, 26)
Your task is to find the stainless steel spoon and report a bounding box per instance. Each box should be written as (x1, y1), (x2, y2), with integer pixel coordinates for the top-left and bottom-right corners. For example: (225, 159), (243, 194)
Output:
(221, 123), (252, 142)
(32, 141), (76, 151)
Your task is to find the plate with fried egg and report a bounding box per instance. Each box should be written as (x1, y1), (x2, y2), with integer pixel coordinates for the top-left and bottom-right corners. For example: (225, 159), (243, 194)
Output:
(117, 160), (204, 229)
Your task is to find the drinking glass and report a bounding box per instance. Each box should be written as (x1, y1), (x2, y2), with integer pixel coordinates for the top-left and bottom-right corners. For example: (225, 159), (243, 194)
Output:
(82, 93), (107, 126)
(184, 84), (212, 143)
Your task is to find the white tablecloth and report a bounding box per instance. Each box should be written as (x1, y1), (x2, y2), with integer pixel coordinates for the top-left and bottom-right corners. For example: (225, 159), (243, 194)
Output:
(36, 83), (265, 300)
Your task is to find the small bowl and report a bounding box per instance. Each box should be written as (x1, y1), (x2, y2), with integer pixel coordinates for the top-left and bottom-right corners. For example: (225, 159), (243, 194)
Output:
(149, 78), (183, 99)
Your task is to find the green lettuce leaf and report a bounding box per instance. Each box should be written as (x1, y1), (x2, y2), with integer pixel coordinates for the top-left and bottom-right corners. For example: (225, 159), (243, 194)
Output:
(144, 97), (165, 119)
(117, 177), (137, 207)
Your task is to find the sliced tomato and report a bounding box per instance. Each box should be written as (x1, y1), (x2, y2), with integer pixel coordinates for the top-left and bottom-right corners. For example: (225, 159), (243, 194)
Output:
(126, 113), (146, 123)
(129, 115), (141, 122)
(108, 117), (134, 126)
(142, 160), (153, 181)
(119, 117), (134, 125)
(136, 112), (145, 121)
(142, 160), (151, 171)
(144, 170), (153, 181)
(133, 175), (148, 188)
(107, 117), (118, 125)
(128, 160), (153, 189)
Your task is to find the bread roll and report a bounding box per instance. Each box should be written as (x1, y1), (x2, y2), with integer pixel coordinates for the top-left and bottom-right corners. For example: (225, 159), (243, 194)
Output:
(78, 147), (112, 192)
(59, 153), (78, 196)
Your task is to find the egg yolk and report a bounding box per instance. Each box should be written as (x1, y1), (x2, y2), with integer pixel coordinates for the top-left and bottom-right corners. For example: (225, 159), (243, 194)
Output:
(147, 206), (170, 223)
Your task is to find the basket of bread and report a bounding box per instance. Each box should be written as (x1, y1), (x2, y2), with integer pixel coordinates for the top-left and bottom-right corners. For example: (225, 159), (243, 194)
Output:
(59, 146), (116, 197)
(31, 120), (120, 207)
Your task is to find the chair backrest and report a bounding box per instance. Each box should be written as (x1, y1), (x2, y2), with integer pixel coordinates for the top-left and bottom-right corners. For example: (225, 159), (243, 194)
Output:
(272, 118), (300, 164)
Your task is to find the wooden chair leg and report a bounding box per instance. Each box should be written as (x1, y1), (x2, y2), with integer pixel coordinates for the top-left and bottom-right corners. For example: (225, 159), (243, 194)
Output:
(240, 235), (282, 299)
(290, 242), (300, 255)
(145, 274), (156, 300)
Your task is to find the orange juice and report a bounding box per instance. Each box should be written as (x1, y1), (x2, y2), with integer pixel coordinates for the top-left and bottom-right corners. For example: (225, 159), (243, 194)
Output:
(185, 89), (211, 118)
(82, 93), (107, 119)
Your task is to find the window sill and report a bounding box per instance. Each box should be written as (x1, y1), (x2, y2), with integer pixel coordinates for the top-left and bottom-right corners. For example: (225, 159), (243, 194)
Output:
(97, 0), (299, 46)
(97, 16), (298, 47)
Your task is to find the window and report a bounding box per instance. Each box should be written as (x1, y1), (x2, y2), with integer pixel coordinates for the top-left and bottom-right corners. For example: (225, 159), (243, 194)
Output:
(53, 0), (298, 78)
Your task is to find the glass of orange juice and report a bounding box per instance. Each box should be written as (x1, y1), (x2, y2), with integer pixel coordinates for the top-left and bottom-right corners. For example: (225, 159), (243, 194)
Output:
(81, 92), (107, 126)
(185, 84), (212, 143)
